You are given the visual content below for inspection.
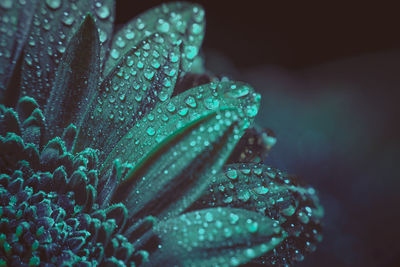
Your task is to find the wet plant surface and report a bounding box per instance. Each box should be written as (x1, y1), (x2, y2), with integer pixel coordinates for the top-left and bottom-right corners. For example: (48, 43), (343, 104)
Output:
(0, 1), (323, 266)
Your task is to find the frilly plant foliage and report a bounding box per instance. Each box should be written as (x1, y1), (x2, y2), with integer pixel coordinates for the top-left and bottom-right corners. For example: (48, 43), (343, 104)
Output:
(0, 1), (323, 266)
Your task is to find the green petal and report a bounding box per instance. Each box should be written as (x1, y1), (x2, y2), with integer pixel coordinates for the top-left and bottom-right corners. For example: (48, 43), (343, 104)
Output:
(190, 163), (324, 266)
(227, 125), (276, 164)
(44, 15), (100, 139)
(0, 0), (38, 104)
(150, 207), (286, 267)
(73, 34), (180, 161)
(20, 0), (114, 107)
(104, 2), (205, 77)
(106, 81), (260, 219)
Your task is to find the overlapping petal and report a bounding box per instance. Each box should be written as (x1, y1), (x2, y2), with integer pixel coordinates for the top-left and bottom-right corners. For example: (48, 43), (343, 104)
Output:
(20, 0), (115, 107)
(189, 163), (324, 265)
(74, 33), (181, 160)
(104, 2), (205, 77)
(0, 0), (38, 104)
(150, 207), (286, 266)
(107, 81), (260, 220)
(44, 15), (100, 139)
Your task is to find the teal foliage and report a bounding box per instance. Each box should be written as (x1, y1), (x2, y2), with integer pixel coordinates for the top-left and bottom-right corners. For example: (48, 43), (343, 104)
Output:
(0, 1), (323, 266)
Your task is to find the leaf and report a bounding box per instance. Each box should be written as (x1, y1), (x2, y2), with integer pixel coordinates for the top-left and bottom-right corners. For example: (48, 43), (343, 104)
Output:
(0, 0), (38, 102)
(104, 2), (205, 77)
(149, 207), (286, 267)
(107, 81), (261, 220)
(73, 34), (180, 162)
(189, 163), (324, 266)
(44, 15), (100, 139)
(20, 0), (115, 107)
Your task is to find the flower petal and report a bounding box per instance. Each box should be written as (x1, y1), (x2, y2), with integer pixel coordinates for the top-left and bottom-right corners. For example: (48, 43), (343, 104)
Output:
(104, 2), (205, 77)
(73, 34), (180, 161)
(149, 207), (286, 266)
(0, 0), (38, 104)
(44, 15), (100, 139)
(20, 0), (115, 107)
(190, 163), (324, 266)
(227, 125), (276, 164)
(106, 81), (260, 220)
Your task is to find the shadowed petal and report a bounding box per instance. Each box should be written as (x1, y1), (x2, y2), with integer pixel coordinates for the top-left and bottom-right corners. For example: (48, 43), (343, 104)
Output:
(149, 207), (286, 266)
(106, 81), (260, 220)
(189, 163), (324, 266)
(0, 0), (38, 104)
(227, 125), (277, 163)
(44, 15), (100, 139)
(73, 34), (180, 161)
(20, 0), (114, 107)
(104, 2), (205, 77)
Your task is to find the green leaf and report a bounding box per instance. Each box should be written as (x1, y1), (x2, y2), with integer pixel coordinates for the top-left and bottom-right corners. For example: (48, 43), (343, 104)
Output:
(189, 163), (324, 266)
(0, 0), (38, 102)
(104, 2), (205, 77)
(44, 15), (100, 139)
(20, 0), (114, 107)
(150, 207), (286, 266)
(73, 34), (180, 162)
(107, 81), (260, 220)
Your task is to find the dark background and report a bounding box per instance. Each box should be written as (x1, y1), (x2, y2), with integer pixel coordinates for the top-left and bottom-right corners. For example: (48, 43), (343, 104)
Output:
(116, 1), (400, 266)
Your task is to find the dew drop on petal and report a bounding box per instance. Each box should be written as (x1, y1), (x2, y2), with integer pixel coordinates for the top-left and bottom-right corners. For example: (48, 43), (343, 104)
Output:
(146, 127), (155, 136)
(96, 5), (110, 20)
(226, 169), (238, 180)
(45, 0), (61, 10)
(0, 0), (13, 9)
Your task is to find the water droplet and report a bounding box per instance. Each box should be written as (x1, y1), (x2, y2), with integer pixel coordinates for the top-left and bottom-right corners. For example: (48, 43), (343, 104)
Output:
(157, 19), (170, 33)
(184, 96), (197, 108)
(166, 102), (176, 113)
(162, 77), (171, 88)
(184, 45), (198, 60)
(110, 49), (120, 60)
(151, 59), (160, 69)
(144, 69), (155, 80)
(99, 29), (108, 43)
(229, 213), (239, 224)
(253, 186), (269, 195)
(0, 0), (13, 9)
(226, 169), (238, 180)
(96, 5), (110, 20)
(245, 104), (258, 118)
(177, 107), (189, 116)
(191, 23), (202, 35)
(246, 219), (258, 233)
(158, 91), (169, 102)
(227, 85), (250, 98)
(245, 248), (256, 258)
(125, 29), (135, 40)
(62, 12), (75, 26)
(45, 0), (61, 10)
(146, 127), (155, 136)
(205, 212), (213, 222)
(204, 97), (220, 110)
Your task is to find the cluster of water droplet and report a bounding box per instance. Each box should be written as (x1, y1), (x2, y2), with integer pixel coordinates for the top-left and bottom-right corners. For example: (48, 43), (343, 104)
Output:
(20, 0), (114, 106)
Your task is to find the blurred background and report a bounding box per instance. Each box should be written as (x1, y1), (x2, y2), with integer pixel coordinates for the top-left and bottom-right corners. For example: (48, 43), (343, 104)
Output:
(116, 1), (400, 266)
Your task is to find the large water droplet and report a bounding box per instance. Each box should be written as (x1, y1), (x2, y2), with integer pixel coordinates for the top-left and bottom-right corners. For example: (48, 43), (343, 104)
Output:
(146, 127), (155, 136)
(204, 97), (220, 110)
(184, 96), (197, 108)
(0, 0), (13, 9)
(226, 169), (238, 180)
(45, 0), (61, 10)
(96, 5), (110, 20)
